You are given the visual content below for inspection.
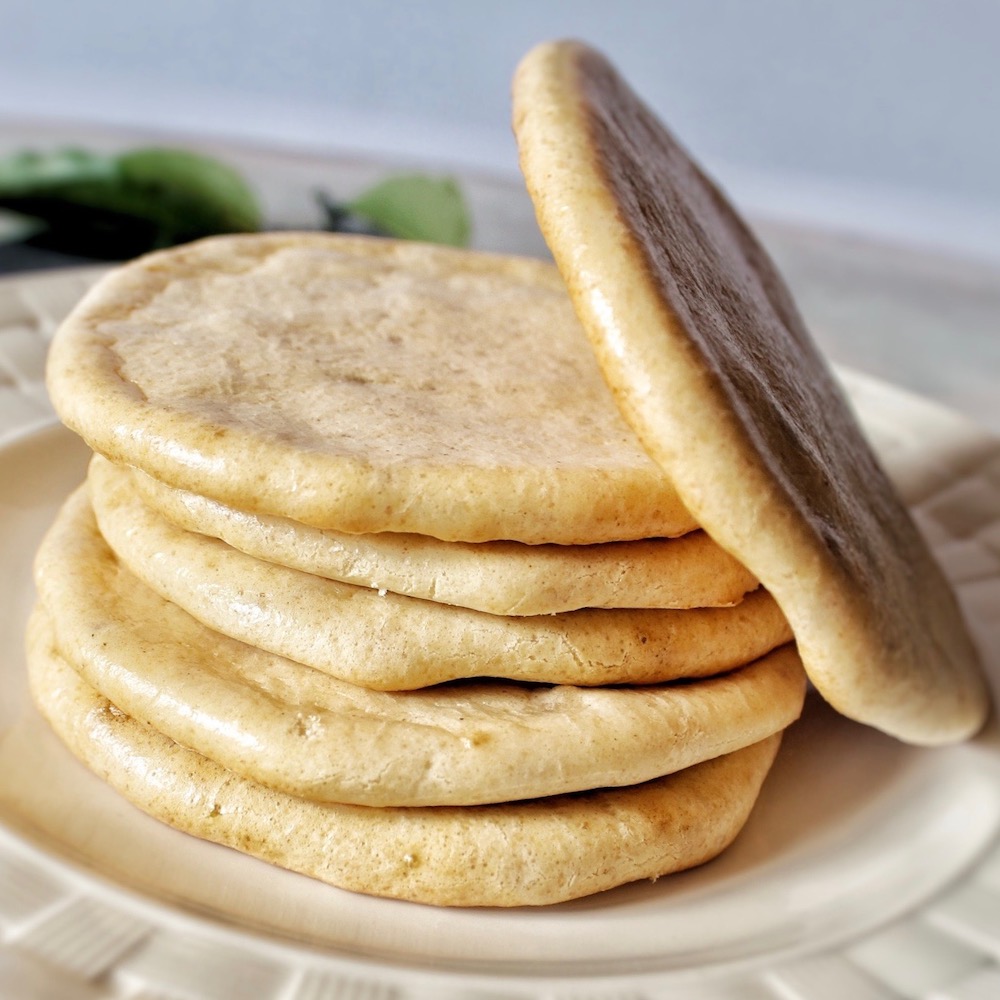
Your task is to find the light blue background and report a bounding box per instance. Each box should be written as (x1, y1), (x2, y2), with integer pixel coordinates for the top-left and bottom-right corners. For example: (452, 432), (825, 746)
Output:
(3, 1), (998, 258)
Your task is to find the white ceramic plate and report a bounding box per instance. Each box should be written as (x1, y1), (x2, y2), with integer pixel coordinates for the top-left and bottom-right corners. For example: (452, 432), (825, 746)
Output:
(2, 272), (1000, 999)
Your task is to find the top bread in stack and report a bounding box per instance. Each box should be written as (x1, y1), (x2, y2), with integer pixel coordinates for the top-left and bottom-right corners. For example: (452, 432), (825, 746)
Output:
(46, 234), (698, 545)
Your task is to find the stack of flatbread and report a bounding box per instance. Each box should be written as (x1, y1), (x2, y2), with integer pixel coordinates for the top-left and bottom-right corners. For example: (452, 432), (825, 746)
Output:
(28, 40), (988, 908)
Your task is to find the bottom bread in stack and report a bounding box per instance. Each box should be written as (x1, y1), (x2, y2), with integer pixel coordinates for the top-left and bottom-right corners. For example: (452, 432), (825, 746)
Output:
(28, 633), (787, 908)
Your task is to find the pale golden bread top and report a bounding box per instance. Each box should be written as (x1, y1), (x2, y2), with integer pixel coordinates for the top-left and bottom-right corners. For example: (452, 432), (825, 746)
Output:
(512, 40), (990, 744)
(133, 464), (758, 615)
(46, 232), (696, 544)
(27, 633), (783, 907)
(88, 458), (792, 689)
(31, 488), (805, 807)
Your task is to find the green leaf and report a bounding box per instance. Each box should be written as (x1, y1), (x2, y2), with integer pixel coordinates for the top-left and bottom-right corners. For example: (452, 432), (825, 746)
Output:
(347, 174), (470, 247)
(0, 145), (262, 259)
(118, 147), (263, 238)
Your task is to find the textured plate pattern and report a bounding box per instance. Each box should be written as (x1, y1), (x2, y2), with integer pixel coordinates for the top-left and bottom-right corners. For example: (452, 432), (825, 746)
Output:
(1, 267), (999, 999)
(0, 267), (104, 448)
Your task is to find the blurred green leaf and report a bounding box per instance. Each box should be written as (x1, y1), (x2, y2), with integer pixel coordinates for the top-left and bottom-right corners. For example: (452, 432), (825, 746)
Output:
(0, 146), (262, 259)
(0, 148), (472, 267)
(347, 174), (470, 247)
(118, 147), (262, 237)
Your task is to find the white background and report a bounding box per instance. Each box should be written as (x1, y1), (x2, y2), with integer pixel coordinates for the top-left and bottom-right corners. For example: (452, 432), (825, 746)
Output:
(2, 0), (999, 261)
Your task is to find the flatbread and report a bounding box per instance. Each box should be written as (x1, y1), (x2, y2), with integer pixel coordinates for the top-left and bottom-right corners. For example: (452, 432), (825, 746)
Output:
(132, 464), (758, 615)
(512, 40), (990, 744)
(26, 628), (784, 907)
(33, 488), (804, 806)
(45, 233), (697, 544)
(88, 461), (792, 689)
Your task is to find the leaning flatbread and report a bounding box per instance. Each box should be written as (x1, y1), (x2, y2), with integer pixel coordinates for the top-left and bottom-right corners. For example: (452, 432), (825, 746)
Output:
(45, 233), (697, 544)
(513, 40), (989, 744)
(33, 489), (805, 806)
(132, 464), (757, 614)
(89, 460), (792, 689)
(27, 629), (784, 907)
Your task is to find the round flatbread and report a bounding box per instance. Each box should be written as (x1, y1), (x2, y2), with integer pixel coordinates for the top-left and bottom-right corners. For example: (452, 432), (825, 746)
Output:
(132, 464), (758, 615)
(88, 460), (792, 689)
(512, 40), (990, 744)
(45, 233), (697, 544)
(33, 489), (805, 806)
(27, 631), (784, 907)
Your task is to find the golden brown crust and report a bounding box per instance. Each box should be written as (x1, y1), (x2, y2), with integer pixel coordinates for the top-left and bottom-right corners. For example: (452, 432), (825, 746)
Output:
(512, 40), (990, 744)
